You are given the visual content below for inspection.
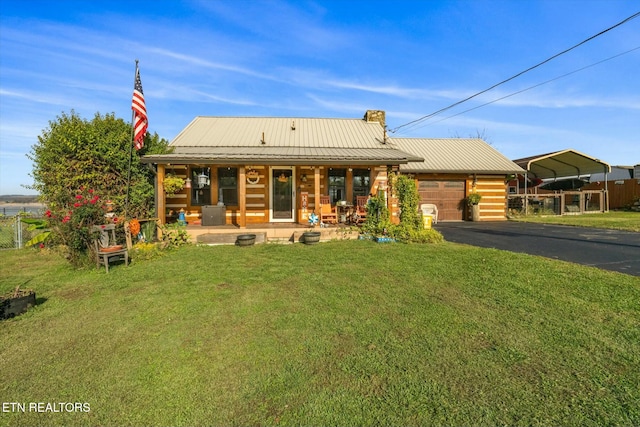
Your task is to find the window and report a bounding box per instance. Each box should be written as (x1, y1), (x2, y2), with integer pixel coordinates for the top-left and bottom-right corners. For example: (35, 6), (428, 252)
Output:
(328, 168), (346, 203)
(190, 167), (211, 206)
(218, 167), (238, 206)
(352, 169), (370, 204)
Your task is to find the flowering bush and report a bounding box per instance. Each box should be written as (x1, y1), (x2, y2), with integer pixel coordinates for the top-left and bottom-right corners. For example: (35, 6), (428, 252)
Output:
(46, 188), (109, 266)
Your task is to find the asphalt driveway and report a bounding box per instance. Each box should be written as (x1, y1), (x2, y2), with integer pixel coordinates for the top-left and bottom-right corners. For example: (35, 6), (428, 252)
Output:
(434, 221), (640, 277)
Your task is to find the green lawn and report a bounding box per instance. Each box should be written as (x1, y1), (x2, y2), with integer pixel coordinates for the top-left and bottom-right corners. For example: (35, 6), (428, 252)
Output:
(511, 210), (640, 232)
(1, 241), (639, 426)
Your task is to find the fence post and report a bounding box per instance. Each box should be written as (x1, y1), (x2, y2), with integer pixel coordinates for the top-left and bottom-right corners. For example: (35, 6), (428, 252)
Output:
(17, 215), (23, 249)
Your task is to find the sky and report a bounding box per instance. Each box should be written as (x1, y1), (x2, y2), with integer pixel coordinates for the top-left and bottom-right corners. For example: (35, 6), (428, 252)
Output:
(1, 0), (639, 195)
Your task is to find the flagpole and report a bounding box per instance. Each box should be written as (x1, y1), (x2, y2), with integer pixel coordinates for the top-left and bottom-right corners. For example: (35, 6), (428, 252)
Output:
(125, 59), (139, 219)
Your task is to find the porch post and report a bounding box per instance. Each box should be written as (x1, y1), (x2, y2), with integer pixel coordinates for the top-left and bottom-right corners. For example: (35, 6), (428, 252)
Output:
(239, 165), (247, 228)
(158, 164), (166, 225)
(314, 166), (321, 214)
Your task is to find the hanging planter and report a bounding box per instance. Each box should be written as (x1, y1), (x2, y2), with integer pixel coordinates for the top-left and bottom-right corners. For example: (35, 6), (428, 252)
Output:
(163, 174), (185, 196)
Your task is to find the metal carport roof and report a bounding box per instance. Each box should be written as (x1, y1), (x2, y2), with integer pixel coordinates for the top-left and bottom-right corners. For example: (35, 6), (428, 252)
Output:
(513, 149), (611, 180)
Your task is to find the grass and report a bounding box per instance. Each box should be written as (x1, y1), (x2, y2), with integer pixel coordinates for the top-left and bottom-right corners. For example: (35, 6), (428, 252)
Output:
(511, 210), (640, 232)
(1, 241), (639, 426)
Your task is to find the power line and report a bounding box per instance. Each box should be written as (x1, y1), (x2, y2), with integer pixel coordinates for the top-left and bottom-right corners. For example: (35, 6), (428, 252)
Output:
(404, 46), (640, 133)
(390, 11), (640, 134)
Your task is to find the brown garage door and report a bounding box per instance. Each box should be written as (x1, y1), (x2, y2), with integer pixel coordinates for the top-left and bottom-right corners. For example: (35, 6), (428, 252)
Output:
(418, 180), (466, 221)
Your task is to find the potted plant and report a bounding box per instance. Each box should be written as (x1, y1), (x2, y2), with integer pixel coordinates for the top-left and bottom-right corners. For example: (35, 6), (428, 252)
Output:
(1, 287), (36, 320)
(236, 234), (256, 246)
(163, 174), (185, 196)
(302, 212), (321, 244)
(467, 192), (482, 221)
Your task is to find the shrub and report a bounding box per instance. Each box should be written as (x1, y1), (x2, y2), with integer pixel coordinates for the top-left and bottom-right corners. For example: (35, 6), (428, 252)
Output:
(45, 188), (111, 267)
(130, 242), (163, 261)
(362, 192), (391, 235)
(388, 223), (444, 243)
(158, 223), (191, 248)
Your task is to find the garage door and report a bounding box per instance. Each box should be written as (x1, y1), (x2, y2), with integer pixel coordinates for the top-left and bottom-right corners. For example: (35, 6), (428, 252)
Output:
(418, 180), (466, 221)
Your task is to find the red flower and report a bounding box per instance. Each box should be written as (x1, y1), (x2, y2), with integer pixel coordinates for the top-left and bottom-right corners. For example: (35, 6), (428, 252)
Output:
(73, 202), (81, 208)
(45, 210), (52, 218)
(75, 194), (83, 200)
(88, 189), (94, 194)
(113, 217), (119, 223)
(62, 215), (71, 223)
(39, 243), (45, 249)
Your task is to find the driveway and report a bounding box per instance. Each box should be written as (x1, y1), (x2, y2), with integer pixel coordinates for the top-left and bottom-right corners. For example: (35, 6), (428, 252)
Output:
(434, 221), (640, 277)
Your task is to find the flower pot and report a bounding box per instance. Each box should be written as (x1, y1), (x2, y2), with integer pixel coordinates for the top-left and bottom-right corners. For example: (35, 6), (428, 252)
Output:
(472, 204), (480, 221)
(236, 234), (256, 246)
(1, 290), (36, 320)
(303, 231), (321, 245)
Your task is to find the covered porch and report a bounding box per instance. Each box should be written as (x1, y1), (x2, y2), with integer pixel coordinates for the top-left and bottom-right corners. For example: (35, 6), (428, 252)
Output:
(152, 163), (398, 228)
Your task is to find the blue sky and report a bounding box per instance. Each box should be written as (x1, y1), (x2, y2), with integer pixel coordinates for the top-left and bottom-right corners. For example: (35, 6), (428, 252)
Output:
(1, 0), (638, 195)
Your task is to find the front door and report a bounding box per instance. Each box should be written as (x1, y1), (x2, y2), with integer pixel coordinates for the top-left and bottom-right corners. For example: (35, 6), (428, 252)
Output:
(270, 167), (295, 222)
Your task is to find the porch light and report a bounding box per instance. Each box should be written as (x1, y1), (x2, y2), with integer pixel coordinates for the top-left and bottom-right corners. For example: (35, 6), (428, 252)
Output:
(185, 178), (191, 189)
(301, 174), (307, 182)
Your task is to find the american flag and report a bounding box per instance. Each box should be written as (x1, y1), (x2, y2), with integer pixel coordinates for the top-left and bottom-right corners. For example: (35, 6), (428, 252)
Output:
(131, 65), (148, 150)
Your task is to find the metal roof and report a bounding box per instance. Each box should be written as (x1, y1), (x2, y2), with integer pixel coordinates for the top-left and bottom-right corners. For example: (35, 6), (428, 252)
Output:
(142, 116), (421, 165)
(172, 116), (389, 148)
(142, 146), (421, 165)
(393, 138), (525, 174)
(513, 149), (611, 179)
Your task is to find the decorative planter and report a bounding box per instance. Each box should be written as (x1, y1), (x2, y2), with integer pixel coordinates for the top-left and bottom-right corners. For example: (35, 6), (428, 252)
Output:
(236, 234), (256, 246)
(1, 289), (36, 320)
(303, 231), (321, 245)
(471, 204), (480, 221)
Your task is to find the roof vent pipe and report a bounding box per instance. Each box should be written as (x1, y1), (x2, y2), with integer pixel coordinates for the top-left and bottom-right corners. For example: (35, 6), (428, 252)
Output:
(261, 132), (265, 144)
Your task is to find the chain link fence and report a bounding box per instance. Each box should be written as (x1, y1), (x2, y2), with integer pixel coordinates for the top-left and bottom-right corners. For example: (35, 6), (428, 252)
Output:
(0, 214), (46, 250)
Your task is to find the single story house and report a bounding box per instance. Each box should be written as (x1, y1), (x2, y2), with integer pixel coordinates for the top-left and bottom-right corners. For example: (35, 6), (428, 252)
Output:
(142, 110), (524, 226)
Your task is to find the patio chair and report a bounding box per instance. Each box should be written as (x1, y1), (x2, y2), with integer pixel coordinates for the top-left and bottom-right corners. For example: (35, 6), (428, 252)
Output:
(92, 224), (129, 273)
(319, 195), (337, 224)
(354, 195), (369, 225)
(420, 203), (438, 224)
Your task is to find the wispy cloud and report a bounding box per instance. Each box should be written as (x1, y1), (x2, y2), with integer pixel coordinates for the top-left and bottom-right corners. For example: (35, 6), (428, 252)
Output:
(148, 47), (281, 82)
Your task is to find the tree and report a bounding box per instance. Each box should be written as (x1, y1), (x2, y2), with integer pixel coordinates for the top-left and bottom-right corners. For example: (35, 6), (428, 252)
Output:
(28, 110), (170, 218)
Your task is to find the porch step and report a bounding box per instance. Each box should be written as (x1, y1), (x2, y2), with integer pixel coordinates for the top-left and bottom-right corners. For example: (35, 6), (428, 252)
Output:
(196, 232), (267, 245)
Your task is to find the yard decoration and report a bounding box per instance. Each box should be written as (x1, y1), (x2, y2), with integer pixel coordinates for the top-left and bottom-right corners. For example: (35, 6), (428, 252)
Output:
(246, 169), (260, 184)
(303, 212), (321, 244)
(308, 212), (319, 227)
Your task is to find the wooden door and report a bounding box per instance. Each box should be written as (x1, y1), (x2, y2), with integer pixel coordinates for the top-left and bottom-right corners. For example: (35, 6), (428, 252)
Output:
(418, 180), (466, 221)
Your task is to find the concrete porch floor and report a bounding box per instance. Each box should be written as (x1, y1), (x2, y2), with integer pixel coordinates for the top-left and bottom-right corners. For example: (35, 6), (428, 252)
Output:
(186, 223), (361, 245)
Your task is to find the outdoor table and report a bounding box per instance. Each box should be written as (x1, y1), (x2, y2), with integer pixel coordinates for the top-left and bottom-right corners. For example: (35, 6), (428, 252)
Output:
(336, 203), (353, 223)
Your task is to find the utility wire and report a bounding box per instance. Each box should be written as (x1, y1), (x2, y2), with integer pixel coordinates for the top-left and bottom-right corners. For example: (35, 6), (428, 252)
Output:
(390, 11), (640, 134)
(403, 46), (640, 133)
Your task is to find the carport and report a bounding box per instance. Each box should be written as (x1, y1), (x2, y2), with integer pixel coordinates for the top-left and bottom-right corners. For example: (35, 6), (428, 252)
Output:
(512, 149), (611, 214)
